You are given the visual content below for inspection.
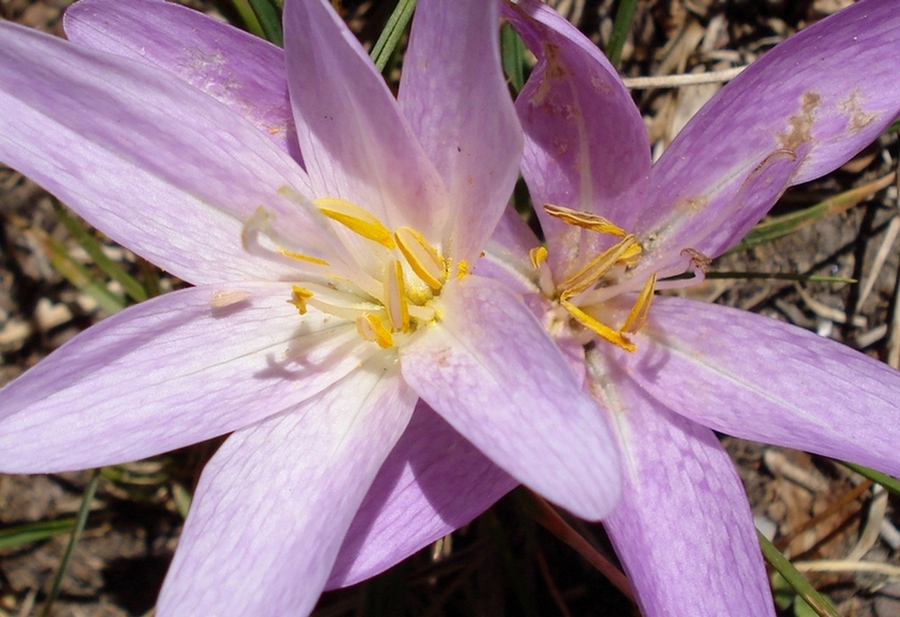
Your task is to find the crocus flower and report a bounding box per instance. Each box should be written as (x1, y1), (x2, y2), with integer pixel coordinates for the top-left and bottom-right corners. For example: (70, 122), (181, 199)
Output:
(488, 0), (900, 615)
(0, 0), (623, 613)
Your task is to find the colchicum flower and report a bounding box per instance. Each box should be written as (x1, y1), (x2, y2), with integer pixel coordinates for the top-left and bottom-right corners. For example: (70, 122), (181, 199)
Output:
(0, 0), (623, 613)
(485, 0), (900, 615)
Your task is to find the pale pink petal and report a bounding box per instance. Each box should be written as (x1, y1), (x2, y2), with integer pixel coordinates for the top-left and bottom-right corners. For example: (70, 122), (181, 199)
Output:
(0, 284), (373, 472)
(63, 0), (302, 162)
(0, 23), (332, 285)
(621, 296), (900, 477)
(476, 207), (542, 296)
(398, 0), (522, 262)
(592, 348), (774, 617)
(400, 275), (620, 520)
(327, 401), (515, 588)
(158, 362), (417, 616)
(633, 0), (900, 269)
(282, 0), (448, 234)
(506, 0), (651, 278)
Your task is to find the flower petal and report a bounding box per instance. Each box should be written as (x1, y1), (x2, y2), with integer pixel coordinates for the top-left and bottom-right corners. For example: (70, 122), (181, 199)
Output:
(398, 0), (522, 262)
(327, 401), (516, 589)
(0, 22), (328, 285)
(506, 0), (651, 277)
(158, 361), (417, 616)
(623, 296), (900, 477)
(282, 0), (447, 234)
(63, 0), (302, 162)
(400, 275), (620, 520)
(634, 0), (900, 266)
(592, 350), (774, 617)
(0, 284), (373, 472)
(476, 207), (542, 296)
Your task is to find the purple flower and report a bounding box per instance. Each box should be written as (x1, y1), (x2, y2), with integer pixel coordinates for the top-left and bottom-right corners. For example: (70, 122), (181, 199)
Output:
(492, 0), (900, 615)
(0, 0), (623, 613)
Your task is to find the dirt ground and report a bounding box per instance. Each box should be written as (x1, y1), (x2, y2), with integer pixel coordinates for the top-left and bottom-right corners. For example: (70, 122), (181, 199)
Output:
(2, 0), (900, 615)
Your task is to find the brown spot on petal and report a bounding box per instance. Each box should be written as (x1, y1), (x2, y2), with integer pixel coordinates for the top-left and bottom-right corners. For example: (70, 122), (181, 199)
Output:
(778, 91), (820, 152)
(529, 43), (569, 106)
(840, 89), (879, 133)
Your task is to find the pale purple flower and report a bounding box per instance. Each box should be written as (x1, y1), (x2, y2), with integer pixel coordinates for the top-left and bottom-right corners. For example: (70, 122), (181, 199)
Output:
(486, 0), (900, 615)
(0, 0), (623, 613)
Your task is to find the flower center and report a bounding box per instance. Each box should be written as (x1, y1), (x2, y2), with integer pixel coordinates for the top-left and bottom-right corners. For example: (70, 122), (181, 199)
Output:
(533, 204), (657, 353)
(245, 196), (462, 350)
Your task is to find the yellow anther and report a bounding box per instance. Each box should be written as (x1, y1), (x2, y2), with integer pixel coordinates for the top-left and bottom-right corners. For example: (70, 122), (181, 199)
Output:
(356, 313), (394, 349)
(544, 204), (628, 237)
(394, 226), (446, 291)
(288, 285), (314, 315)
(561, 298), (636, 352)
(560, 235), (638, 298)
(529, 246), (548, 269)
(456, 260), (469, 279)
(315, 197), (396, 249)
(384, 260), (410, 333)
(277, 249), (330, 266)
(622, 274), (657, 333)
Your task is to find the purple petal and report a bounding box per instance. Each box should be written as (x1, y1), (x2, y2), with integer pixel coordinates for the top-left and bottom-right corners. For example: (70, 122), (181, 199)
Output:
(63, 0), (301, 162)
(476, 207), (542, 295)
(622, 296), (900, 477)
(594, 349), (774, 617)
(282, 0), (448, 235)
(158, 363), (417, 616)
(327, 401), (516, 589)
(400, 275), (620, 520)
(398, 0), (522, 262)
(0, 23), (330, 285)
(0, 284), (373, 472)
(634, 0), (900, 267)
(506, 0), (651, 277)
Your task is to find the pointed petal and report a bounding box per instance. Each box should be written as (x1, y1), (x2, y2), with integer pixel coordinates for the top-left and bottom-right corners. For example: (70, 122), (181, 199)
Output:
(158, 363), (417, 616)
(622, 296), (900, 477)
(282, 0), (447, 234)
(506, 0), (651, 277)
(63, 0), (302, 162)
(0, 284), (373, 472)
(327, 401), (516, 589)
(592, 349), (774, 617)
(634, 0), (900, 267)
(400, 275), (620, 520)
(398, 0), (522, 262)
(0, 23), (328, 285)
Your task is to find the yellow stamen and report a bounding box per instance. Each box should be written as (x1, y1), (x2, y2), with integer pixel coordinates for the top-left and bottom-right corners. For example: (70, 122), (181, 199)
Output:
(561, 298), (635, 352)
(384, 260), (410, 333)
(560, 235), (639, 298)
(622, 274), (657, 333)
(544, 204), (628, 237)
(277, 249), (330, 266)
(356, 313), (394, 349)
(315, 197), (396, 249)
(456, 260), (469, 279)
(288, 285), (314, 315)
(394, 226), (446, 291)
(529, 246), (548, 269)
